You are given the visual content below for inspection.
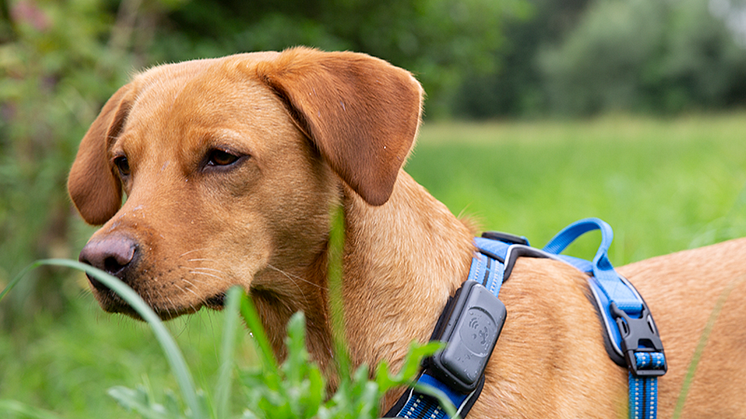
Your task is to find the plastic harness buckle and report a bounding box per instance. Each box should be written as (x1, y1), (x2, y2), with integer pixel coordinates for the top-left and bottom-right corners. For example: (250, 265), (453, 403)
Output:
(611, 302), (667, 377)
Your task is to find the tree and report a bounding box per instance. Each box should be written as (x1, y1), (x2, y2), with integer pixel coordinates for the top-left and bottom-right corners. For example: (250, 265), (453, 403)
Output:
(147, 0), (524, 116)
(538, 0), (746, 115)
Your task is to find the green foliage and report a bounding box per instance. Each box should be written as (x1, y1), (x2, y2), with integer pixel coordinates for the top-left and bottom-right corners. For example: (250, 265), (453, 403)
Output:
(108, 385), (200, 419)
(453, 0), (746, 118)
(539, 0), (665, 114)
(4, 259), (207, 418)
(0, 400), (61, 419)
(236, 311), (444, 419)
(148, 0), (528, 117)
(452, 0), (589, 118)
(538, 0), (746, 115)
(0, 260), (443, 419)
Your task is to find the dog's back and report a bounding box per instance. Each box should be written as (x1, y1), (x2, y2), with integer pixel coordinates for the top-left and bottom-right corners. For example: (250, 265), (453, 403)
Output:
(620, 238), (746, 417)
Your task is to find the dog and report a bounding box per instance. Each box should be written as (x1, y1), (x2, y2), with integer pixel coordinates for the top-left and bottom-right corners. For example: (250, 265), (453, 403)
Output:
(68, 47), (746, 417)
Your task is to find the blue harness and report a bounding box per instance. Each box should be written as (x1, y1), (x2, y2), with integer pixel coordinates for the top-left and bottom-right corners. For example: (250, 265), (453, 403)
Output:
(385, 218), (667, 419)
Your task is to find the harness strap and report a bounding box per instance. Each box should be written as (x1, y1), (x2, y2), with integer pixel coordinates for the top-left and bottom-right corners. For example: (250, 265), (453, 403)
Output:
(386, 218), (666, 419)
(391, 374), (483, 419)
(543, 218), (666, 419)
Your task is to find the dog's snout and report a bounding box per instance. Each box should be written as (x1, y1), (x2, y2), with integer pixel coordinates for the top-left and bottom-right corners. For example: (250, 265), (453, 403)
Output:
(79, 235), (139, 289)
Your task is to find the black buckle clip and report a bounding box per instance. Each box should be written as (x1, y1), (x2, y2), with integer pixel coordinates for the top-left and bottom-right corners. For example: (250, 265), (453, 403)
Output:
(611, 302), (667, 377)
(428, 280), (507, 393)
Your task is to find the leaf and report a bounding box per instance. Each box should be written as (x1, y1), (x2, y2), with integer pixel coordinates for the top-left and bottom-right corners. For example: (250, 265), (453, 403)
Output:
(283, 312), (309, 385)
(107, 386), (173, 419)
(376, 341), (444, 392)
(240, 293), (280, 376)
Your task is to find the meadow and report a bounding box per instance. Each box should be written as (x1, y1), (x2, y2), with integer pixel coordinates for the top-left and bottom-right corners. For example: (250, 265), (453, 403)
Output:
(1, 113), (745, 418)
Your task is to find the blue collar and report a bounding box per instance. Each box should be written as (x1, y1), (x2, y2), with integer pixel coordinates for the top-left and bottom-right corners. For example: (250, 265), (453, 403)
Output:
(385, 218), (666, 419)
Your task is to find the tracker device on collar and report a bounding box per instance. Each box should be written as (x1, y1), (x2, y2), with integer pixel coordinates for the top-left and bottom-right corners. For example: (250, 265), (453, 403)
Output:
(385, 218), (666, 419)
(428, 280), (506, 394)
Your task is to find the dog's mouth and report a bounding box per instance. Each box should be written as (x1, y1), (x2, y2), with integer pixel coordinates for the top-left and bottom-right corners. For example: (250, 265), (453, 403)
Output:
(88, 274), (228, 320)
(203, 292), (226, 310)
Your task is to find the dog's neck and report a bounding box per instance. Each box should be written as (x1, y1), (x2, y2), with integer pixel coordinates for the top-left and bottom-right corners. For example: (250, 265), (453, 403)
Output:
(340, 171), (475, 372)
(252, 171), (474, 387)
(252, 170), (474, 378)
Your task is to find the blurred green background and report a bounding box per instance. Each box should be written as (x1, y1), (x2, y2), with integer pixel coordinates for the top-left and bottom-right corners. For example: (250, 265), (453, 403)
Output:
(1, 0), (745, 417)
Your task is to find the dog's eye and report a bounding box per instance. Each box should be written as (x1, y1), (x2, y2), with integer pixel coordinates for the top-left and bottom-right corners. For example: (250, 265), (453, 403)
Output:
(114, 156), (130, 177)
(207, 149), (240, 167)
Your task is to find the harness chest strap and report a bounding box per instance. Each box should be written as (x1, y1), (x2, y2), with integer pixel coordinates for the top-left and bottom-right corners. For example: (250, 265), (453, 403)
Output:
(384, 218), (667, 419)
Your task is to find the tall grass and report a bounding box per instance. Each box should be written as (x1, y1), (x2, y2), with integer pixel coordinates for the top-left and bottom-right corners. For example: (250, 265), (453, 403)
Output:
(409, 113), (746, 263)
(0, 114), (745, 417)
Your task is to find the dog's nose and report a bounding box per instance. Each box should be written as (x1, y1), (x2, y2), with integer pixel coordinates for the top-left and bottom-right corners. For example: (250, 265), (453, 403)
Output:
(79, 235), (138, 290)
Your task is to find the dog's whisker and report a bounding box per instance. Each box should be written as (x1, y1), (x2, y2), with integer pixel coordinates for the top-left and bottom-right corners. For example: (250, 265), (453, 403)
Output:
(265, 264), (316, 308)
(189, 270), (225, 281)
(186, 258), (215, 263)
(182, 278), (198, 288)
(178, 248), (212, 258)
(173, 282), (202, 301)
(165, 296), (177, 316)
(266, 264), (327, 290)
(189, 266), (224, 274)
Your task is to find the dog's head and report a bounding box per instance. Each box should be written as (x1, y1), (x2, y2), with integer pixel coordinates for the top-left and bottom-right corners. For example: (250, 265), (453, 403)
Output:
(68, 48), (423, 319)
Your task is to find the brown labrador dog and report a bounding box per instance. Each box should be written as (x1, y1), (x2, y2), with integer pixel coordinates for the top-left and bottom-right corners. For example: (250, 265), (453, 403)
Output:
(68, 47), (746, 418)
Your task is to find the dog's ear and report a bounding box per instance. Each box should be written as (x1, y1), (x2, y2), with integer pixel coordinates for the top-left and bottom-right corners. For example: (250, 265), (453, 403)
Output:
(255, 47), (423, 206)
(68, 85), (132, 225)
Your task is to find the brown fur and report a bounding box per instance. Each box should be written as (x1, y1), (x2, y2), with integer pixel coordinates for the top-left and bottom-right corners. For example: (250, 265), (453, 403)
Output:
(68, 47), (746, 418)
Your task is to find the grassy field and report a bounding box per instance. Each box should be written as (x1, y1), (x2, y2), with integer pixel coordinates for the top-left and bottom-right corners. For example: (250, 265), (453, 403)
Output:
(1, 113), (746, 418)
(410, 113), (746, 263)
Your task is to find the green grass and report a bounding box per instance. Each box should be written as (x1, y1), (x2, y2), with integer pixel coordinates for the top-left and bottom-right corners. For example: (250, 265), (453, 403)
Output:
(2, 113), (746, 417)
(408, 112), (746, 264)
(0, 287), (253, 418)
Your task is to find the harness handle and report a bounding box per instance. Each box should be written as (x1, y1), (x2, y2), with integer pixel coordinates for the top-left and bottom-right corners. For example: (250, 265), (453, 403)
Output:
(543, 218), (642, 315)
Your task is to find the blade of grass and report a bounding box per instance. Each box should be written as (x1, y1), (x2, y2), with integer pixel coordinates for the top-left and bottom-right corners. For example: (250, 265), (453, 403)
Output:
(239, 291), (279, 375)
(0, 400), (62, 419)
(106, 386), (171, 419)
(0, 260), (39, 302)
(214, 286), (243, 419)
(327, 204), (350, 379)
(672, 273), (746, 418)
(2, 259), (205, 419)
